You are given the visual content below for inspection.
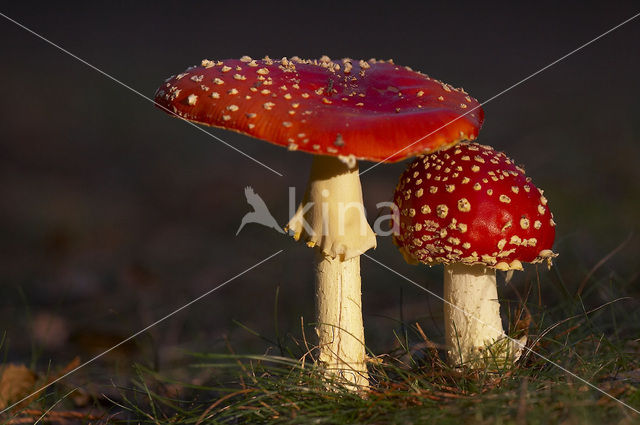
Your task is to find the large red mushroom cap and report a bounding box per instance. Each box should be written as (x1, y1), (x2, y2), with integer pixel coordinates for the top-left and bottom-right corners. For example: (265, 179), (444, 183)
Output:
(154, 56), (484, 163)
(393, 142), (557, 270)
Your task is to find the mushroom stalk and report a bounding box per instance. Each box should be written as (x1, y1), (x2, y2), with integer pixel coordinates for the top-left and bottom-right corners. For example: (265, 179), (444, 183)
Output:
(314, 252), (368, 388)
(444, 263), (522, 368)
(287, 155), (376, 388)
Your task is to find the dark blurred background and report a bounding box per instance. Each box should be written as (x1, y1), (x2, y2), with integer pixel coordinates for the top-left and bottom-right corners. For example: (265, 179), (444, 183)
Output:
(1, 0), (639, 388)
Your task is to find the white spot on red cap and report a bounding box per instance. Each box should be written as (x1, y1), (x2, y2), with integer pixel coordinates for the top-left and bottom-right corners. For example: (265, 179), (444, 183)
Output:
(436, 204), (448, 218)
(457, 198), (471, 212)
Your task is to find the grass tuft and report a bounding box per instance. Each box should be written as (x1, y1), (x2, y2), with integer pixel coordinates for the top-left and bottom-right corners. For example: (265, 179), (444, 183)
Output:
(116, 309), (640, 425)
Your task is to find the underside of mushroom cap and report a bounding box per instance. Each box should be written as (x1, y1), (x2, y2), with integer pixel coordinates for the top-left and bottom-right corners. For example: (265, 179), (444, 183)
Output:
(155, 56), (484, 163)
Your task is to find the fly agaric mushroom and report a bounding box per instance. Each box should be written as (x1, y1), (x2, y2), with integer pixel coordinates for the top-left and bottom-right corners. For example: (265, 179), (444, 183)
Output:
(392, 142), (557, 368)
(154, 56), (483, 387)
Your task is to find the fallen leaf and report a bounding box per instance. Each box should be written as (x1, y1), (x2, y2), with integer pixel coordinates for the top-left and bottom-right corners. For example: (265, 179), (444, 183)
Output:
(0, 364), (37, 410)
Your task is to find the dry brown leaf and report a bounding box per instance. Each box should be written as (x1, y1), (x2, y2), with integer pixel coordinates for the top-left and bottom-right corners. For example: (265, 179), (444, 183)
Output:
(0, 364), (37, 410)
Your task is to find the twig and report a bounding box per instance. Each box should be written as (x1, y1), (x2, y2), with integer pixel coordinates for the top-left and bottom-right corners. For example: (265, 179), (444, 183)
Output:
(5, 408), (102, 424)
(298, 316), (316, 368)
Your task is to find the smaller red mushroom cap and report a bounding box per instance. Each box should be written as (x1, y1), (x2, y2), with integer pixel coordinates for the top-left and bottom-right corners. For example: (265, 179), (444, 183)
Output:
(392, 142), (557, 270)
(154, 56), (484, 163)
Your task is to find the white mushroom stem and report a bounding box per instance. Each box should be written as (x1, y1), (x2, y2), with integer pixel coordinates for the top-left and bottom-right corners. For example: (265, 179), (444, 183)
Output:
(314, 252), (368, 388)
(286, 155), (376, 388)
(444, 263), (524, 368)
